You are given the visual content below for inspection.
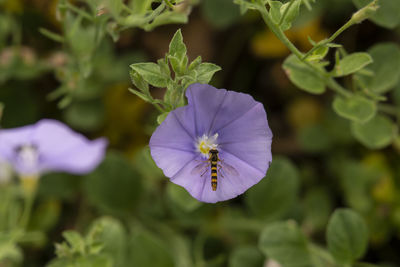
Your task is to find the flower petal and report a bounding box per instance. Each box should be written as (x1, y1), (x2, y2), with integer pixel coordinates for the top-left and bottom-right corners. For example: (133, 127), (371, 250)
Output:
(41, 138), (107, 174)
(171, 151), (266, 203)
(218, 103), (272, 174)
(185, 83), (259, 136)
(0, 124), (35, 160)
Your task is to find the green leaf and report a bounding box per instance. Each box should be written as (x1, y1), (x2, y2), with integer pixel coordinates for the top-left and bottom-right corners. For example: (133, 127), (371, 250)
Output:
(332, 95), (376, 123)
(283, 54), (326, 94)
(93, 217), (127, 267)
(229, 246), (264, 267)
(357, 43), (400, 93)
(202, 0), (241, 29)
(195, 63), (221, 84)
(168, 29), (187, 62)
(188, 56), (202, 71)
(351, 114), (397, 149)
(83, 152), (143, 215)
(143, 11), (188, 32)
(130, 63), (168, 87)
(64, 99), (105, 132)
(167, 183), (202, 212)
(280, 0), (301, 31)
(298, 124), (333, 152)
(303, 187), (333, 232)
(259, 221), (313, 267)
(352, 0), (400, 29)
(326, 208), (368, 264)
(306, 46), (329, 62)
(334, 52), (373, 77)
(129, 230), (174, 267)
(157, 112), (169, 125)
(245, 157), (299, 221)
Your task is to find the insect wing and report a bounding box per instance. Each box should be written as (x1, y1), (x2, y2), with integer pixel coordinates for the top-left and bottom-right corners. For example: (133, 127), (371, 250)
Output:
(220, 161), (239, 176)
(191, 161), (210, 175)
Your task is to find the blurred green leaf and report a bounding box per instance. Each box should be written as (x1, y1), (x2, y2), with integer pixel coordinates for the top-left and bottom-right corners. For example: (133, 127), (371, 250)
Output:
(167, 183), (202, 212)
(334, 53), (373, 77)
(283, 55), (326, 94)
(332, 95), (376, 123)
(303, 187), (333, 232)
(30, 200), (61, 232)
(38, 172), (80, 200)
(47, 254), (112, 267)
(202, 0), (241, 29)
(229, 246), (264, 267)
(280, 0), (301, 31)
(245, 157), (299, 221)
(129, 230), (174, 267)
(326, 208), (368, 264)
(351, 114), (397, 149)
(64, 100), (105, 132)
(298, 124), (333, 153)
(270, 1), (283, 24)
(83, 152), (143, 216)
(353, 0), (400, 29)
(357, 43), (400, 94)
(259, 221), (313, 267)
(93, 217), (127, 267)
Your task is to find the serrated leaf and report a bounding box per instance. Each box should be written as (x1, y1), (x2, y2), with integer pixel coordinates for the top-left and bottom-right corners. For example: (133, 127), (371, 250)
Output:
(326, 209), (368, 264)
(195, 63), (221, 84)
(283, 54), (326, 94)
(356, 43), (400, 94)
(332, 95), (376, 123)
(259, 221), (313, 267)
(334, 52), (373, 77)
(130, 63), (168, 87)
(351, 114), (397, 149)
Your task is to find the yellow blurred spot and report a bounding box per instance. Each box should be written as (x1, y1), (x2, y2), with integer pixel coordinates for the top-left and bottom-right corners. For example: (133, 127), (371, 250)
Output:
(2, 0), (23, 13)
(286, 97), (322, 131)
(102, 83), (151, 156)
(20, 175), (39, 196)
(251, 18), (328, 59)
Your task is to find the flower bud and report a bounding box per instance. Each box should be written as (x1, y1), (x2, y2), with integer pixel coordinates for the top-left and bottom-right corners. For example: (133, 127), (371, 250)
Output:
(351, 0), (379, 24)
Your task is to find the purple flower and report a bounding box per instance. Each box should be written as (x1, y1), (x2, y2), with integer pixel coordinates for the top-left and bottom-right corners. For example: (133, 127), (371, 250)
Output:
(0, 119), (107, 177)
(150, 83), (273, 203)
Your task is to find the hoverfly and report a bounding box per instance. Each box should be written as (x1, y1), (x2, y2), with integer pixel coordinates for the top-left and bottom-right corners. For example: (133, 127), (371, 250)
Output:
(191, 148), (239, 191)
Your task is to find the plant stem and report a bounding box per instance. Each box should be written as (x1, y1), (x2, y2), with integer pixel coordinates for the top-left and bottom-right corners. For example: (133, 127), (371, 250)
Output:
(256, 2), (353, 98)
(302, 19), (354, 60)
(20, 193), (35, 230)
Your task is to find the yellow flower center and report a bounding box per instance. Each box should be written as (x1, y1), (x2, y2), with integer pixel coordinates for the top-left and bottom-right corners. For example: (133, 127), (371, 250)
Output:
(196, 133), (219, 158)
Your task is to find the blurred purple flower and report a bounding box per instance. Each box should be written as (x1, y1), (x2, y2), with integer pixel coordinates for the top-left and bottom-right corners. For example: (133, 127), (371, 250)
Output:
(150, 83), (273, 203)
(0, 119), (107, 177)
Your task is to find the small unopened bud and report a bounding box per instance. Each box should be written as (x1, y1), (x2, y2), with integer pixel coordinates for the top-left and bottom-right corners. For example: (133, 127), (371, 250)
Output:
(351, 0), (379, 24)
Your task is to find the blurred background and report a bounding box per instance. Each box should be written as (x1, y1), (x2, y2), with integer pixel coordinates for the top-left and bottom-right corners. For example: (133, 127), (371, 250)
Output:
(1, 0), (400, 266)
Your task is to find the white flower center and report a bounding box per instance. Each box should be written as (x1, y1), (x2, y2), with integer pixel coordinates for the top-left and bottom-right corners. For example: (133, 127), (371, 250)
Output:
(196, 133), (219, 158)
(16, 144), (39, 173)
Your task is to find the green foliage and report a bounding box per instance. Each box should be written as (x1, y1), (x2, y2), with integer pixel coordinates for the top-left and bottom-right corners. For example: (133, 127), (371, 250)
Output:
(333, 52), (373, 77)
(167, 183), (202, 212)
(245, 157), (299, 221)
(356, 43), (400, 94)
(83, 152), (143, 216)
(326, 209), (368, 264)
(48, 221), (113, 267)
(129, 29), (221, 117)
(353, 0), (400, 29)
(228, 246), (264, 267)
(332, 95), (376, 123)
(283, 55), (326, 94)
(201, 0), (241, 29)
(259, 221), (313, 267)
(351, 114), (397, 149)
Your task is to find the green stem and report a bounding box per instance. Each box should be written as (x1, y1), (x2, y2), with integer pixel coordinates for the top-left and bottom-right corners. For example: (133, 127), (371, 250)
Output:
(20, 193), (35, 230)
(302, 19), (354, 61)
(257, 2), (353, 98)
